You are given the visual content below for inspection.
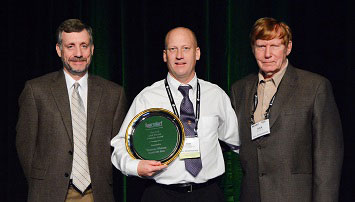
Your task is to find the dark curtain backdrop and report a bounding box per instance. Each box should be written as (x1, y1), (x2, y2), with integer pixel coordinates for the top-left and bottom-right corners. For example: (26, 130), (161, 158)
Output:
(7, 0), (353, 201)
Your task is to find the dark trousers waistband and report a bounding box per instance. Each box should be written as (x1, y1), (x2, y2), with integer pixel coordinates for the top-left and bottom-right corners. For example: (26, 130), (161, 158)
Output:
(156, 177), (219, 193)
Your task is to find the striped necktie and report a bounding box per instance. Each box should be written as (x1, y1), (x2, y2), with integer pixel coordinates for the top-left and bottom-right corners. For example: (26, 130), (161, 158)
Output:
(71, 82), (91, 193)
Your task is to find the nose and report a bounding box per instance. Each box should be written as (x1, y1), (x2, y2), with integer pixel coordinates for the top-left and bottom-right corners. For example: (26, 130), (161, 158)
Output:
(264, 46), (271, 58)
(176, 49), (184, 59)
(73, 46), (83, 57)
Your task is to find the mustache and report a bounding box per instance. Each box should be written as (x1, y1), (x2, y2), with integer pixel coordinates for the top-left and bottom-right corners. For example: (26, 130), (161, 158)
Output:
(69, 57), (87, 62)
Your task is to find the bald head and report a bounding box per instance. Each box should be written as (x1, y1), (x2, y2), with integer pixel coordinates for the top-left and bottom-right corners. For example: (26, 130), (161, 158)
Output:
(163, 27), (201, 84)
(164, 27), (198, 50)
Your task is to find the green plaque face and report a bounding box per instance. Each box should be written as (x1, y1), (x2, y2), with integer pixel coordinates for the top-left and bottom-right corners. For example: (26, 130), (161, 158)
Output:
(125, 108), (185, 164)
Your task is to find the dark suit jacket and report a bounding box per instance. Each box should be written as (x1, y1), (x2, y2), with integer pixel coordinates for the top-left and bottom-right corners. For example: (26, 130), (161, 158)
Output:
(16, 70), (127, 202)
(230, 64), (343, 202)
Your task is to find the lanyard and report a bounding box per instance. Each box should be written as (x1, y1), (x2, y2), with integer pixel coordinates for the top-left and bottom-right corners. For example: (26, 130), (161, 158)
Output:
(164, 78), (201, 134)
(250, 81), (278, 124)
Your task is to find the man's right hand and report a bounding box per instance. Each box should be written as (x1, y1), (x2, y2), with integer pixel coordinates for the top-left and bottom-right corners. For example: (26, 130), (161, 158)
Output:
(137, 160), (168, 177)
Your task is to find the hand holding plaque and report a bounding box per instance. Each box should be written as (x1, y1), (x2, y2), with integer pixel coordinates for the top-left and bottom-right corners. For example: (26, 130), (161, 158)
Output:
(125, 108), (185, 165)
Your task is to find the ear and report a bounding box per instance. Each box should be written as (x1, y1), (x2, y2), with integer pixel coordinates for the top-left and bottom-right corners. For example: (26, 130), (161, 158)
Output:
(91, 44), (94, 55)
(196, 47), (201, 60)
(286, 41), (292, 56)
(251, 45), (256, 55)
(56, 44), (62, 57)
(163, 50), (167, 62)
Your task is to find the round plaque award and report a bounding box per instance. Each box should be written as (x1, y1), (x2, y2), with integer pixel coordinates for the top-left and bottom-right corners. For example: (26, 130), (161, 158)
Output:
(125, 108), (185, 164)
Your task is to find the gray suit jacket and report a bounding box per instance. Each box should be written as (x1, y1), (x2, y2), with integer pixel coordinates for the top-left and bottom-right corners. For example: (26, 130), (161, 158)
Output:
(16, 70), (127, 202)
(230, 64), (343, 202)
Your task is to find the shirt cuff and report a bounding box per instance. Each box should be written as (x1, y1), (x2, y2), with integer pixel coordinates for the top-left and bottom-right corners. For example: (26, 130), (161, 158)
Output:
(126, 159), (141, 177)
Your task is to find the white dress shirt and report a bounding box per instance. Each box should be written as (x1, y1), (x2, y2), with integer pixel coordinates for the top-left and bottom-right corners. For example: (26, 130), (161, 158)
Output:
(111, 73), (240, 185)
(64, 70), (88, 113)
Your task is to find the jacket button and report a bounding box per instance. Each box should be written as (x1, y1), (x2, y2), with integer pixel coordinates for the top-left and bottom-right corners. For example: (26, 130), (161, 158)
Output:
(257, 145), (262, 149)
(68, 151), (73, 155)
(65, 173), (69, 177)
(259, 173), (265, 177)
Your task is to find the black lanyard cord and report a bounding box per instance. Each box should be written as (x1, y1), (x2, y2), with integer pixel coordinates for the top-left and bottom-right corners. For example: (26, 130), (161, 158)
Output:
(251, 81), (278, 124)
(164, 78), (200, 133)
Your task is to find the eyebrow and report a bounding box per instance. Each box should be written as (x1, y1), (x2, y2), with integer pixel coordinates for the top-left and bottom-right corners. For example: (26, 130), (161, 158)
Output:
(65, 41), (89, 45)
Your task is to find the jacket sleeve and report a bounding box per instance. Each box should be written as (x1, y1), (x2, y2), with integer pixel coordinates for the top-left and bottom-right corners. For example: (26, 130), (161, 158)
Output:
(16, 82), (38, 180)
(111, 87), (128, 139)
(312, 79), (343, 202)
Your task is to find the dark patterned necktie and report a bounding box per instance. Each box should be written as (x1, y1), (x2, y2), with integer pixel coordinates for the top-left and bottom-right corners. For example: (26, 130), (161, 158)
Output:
(178, 85), (202, 177)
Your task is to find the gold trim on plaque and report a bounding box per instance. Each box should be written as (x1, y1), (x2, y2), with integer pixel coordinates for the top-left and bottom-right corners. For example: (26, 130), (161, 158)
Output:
(125, 108), (185, 165)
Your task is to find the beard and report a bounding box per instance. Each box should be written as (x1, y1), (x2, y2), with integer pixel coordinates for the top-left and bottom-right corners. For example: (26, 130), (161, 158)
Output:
(62, 54), (92, 76)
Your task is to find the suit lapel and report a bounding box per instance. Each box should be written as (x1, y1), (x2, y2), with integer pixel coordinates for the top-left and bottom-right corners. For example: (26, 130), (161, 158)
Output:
(51, 71), (73, 144)
(269, 64), (297, 128)
(87, 75), (102, 143)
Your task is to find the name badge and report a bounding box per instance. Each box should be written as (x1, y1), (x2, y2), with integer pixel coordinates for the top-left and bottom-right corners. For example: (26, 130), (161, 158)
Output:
(251, 119), (270, 140)
(179, 137), (201, 159)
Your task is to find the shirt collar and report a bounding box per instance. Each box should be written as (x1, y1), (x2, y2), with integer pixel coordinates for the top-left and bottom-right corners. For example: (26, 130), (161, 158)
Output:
(166, 73), (197, 93)
(64, 70), (88, 91)
(258, 59), (288, 88)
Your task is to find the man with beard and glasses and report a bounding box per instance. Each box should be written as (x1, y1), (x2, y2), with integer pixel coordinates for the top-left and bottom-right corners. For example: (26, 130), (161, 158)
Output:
(16, 19), (127, 202)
